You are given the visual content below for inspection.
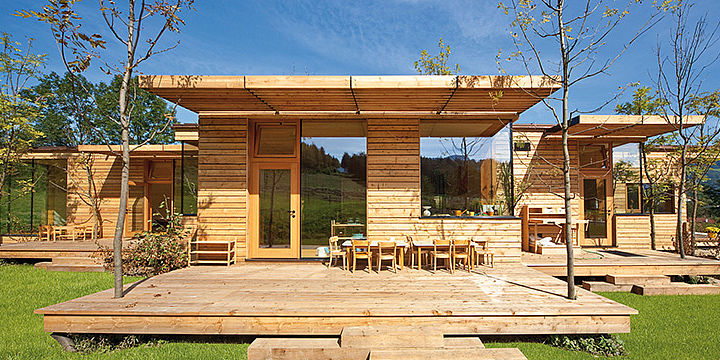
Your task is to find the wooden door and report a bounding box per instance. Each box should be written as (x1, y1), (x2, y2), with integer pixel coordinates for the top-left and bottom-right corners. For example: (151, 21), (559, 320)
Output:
(248, 120), (301, 259)
(248, 162), (300, 258)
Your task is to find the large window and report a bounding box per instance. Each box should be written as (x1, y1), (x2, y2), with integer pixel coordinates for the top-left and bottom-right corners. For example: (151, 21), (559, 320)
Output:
(174, 142), (198, 215)
(300, 124), (366, 257)
(420, 124), (512, 217)
(0, 160), (67, 234)
(643, 184), (675, 214)
(613, 143), (641, 214)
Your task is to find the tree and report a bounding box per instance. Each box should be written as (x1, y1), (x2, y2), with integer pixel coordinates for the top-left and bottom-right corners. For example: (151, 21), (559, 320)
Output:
(683, 92), (720, 254)
(615, 86), (667, 249)
(498, 0), (665, 299)
(652, 3), (720, 258)
(21, 0), (194, 298)
(25, 72), (176, 146)
(414, 38), (460, 76)
(0, 33), (45, 221)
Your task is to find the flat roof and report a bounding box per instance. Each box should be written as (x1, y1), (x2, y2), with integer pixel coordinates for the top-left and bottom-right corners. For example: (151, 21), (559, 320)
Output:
(139, 75), (560, 120)
(546, 115), (704, 139)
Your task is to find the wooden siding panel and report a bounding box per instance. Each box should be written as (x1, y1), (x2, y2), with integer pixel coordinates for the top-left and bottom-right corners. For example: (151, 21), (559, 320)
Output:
(197, 117), (248, 261)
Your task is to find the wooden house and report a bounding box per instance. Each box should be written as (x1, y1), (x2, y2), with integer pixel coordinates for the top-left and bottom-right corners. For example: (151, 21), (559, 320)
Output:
(513, 115), (703, 254)
(4, 76), (702, 262)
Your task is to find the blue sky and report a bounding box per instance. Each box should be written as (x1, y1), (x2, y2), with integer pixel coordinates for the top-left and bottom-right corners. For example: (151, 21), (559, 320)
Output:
(2, 0), (719, 129)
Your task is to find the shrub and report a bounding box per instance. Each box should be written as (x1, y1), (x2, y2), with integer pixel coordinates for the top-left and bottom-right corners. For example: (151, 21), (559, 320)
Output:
(547, 335), (627, 357)
(71, 334), (164, 353)
(95, 201), (191, 276)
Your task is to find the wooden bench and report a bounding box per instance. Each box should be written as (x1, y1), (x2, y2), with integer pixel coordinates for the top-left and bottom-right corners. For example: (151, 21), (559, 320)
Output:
(188, 233), (235, 266)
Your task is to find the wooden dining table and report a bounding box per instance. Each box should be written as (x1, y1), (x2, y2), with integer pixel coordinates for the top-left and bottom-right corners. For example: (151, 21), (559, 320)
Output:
(341, 239), (409, 270)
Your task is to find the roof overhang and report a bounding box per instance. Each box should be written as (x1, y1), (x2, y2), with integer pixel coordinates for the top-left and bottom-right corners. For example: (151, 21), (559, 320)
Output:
(76, 144), (196, 158)
(139, 75), (560, 122)
(544, 115), (705, 144)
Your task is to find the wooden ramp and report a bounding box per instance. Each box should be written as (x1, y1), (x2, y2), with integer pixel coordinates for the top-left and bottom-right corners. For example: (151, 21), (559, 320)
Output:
(523, 249), (720, 277)
(36, 263), (636, 336)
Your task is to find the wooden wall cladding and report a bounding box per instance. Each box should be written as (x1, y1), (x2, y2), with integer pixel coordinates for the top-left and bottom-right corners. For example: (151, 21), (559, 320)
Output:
(366, 119), (521, 263)
(197, 117), (248, 261)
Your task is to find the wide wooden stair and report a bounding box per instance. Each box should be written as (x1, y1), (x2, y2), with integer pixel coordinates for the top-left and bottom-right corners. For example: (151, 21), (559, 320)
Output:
(247, 326), (526, 360)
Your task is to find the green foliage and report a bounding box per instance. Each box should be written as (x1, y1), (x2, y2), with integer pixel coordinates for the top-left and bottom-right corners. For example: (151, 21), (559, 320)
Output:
(97, 202), (189, 276)
(547, 335), (627, 357)
(23, 72), (176, 146)
(414, 38), (460, 75)
(615, 86), (667, 115)
(71, 334), (165, 354)
(0, 33), (45, 202)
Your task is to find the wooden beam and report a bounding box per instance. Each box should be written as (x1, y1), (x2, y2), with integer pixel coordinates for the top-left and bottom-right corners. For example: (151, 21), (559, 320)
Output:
(197, 111), (519, 120)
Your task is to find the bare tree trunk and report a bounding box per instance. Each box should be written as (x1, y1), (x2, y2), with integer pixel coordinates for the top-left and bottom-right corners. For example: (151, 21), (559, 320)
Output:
(112, 2), (136, 299)
(641, 144), (657, 250)
(677, 144), (687, 259)
(558, 0), (575, 300)
(691, 187), (698, 256)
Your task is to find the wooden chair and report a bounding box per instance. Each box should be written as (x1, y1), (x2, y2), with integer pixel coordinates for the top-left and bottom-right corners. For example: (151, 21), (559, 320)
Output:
(351, 239), (372, 272)
(432, 239), (453, 273)
(376, 241), (397, 273)
(53, 226), (74, 241)
(406, 235), (419, 270)
(328, 236), (347, 270)
(474, 239), (494, 268)
(453, 239), (472, 272)
(38, 225), (53, 242)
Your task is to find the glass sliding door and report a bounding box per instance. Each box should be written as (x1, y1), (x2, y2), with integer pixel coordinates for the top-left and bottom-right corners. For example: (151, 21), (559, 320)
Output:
(583, 178), (611, 243)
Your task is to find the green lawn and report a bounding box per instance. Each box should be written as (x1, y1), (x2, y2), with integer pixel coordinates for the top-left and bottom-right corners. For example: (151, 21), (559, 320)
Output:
(486, 291), (720, 359)
(3, 261), (720, 359)
(0, 262), (248, 359)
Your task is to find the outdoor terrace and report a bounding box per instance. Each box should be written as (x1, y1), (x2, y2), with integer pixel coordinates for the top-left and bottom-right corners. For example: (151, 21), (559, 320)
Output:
(35, 262), (636, 336)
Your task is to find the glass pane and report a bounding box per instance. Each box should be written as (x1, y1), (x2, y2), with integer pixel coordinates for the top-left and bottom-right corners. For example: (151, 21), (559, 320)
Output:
(626, 184), (641, 212)
(584, 179), (607, 238)
(420, 125), (512, 217)
(257, 126), (296, 156)
(150, 183), (172, 231)
(260, 169), (291, 248)
(45, 161), (67, 225)
(128, 185), (145, 233)
(301, 137), (366, 257)
(174, 149), (198, 215)
(612, 144), (640, 214)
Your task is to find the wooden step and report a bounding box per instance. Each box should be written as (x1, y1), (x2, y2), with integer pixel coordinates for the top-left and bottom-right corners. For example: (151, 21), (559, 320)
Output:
(443, 336), (484, 348)
(606, 274), (670, 285)
(51, 256), (99, 266)
(582, 281), (633, 292)
(369, 348), (527, 360)
(247, 338), (369, 360)
(632, 284), (720, 296)
(34, 261), (51, 270)
(341, 326), (444, 349)
(44, 264), (106, 272)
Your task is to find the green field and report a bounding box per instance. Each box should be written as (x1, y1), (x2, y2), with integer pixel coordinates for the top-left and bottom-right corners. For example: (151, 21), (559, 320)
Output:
(3, 262), (719, 359)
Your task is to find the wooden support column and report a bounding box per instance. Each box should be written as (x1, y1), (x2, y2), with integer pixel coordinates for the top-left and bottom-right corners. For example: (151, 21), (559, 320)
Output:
(366, 119), (421, 240)
(197, 116), (248, 261)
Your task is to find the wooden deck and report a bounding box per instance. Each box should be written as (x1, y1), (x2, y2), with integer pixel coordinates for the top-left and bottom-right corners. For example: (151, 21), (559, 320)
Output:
(523, 249), (720, 276)
(36, 263), (637, 336)
(0, 240), (113, 260)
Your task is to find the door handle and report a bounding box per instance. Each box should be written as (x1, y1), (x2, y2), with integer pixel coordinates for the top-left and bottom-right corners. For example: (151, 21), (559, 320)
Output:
(288, 210), (296, 218)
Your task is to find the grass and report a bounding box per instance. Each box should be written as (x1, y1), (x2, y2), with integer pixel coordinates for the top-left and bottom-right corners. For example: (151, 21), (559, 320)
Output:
(486, 291), (720, 359)
(3, 261), (720, 359)
(0, 262), (249, 359)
